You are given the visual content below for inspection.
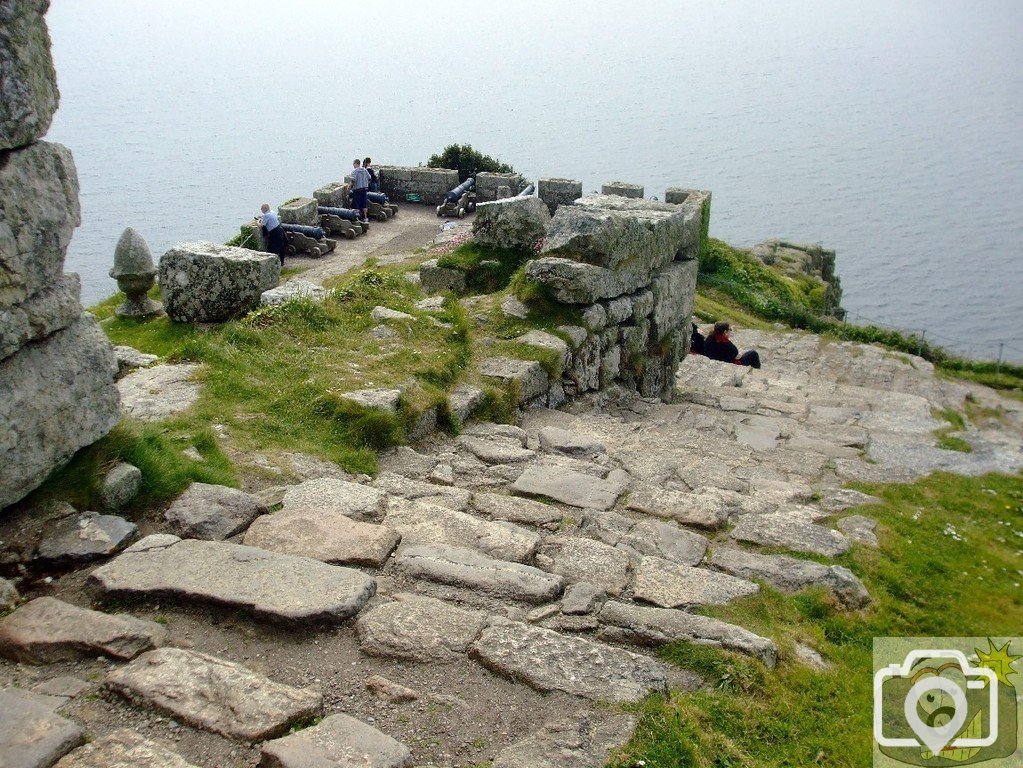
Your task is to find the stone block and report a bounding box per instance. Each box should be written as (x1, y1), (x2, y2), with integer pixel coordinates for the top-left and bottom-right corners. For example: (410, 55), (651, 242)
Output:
(100, 461), (141, 510)
(0, 141), (80, 309)
(278, 197), (318, 226)
(568, 334), (601, 392)
(164, 482), (267, 540)
(419, 259), (466, 294)
(0, 688), (84, 768)
(537, 177), (582, 215)
(112, 345), (156, 379)
(601, 181), (644, 198)
(479, 356), (549, 404)
(515, 330), (570, 375)
(650, 259), (698, 340)
(472, 196), (551, 251)
(356, 594), (487, 662)
(312, 182), (345, 208)
(245, 509), (399, 567)
(260, 713), (412, 768)
(0, 273), (81, 361)
(36, 512), (137, 565)
(260, 279), (328, 307)
(447, 384), (484, 425)
(475, 171), (526, 202)
(0, 0), (60, 150)
(159, 241), (280, 323)
(340, 388), (401, 413)
(411, 167), (457, 186)
(52, 729), (201, 768)
(377, 165), (413, 182)
(0, 314), (119, 509)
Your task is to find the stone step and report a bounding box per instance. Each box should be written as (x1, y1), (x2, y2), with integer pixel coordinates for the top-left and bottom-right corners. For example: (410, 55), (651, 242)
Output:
(0, 596), (167, 663)
(470, 492), (564, 527)
(512, 465), (630, 510)
(632, 556), (760, 608)
(493, 713), (637, 768)
(259, 713), (412, 768)
(537, 427), (608, 460)
(625, 486), (729, 529)
(458, 435), (536, 464)
(106, 647), (322, 741)
(708, 546), (870, 608)
(729, 512), (850, 557)
(550, 538), (632, 596)
(35, 512), (137, 566)
(373, 471), (471, 510)
(282, 477), (387, 519)
(243, 508), (400, 567)
(356, 594), (487, 662)
(89, 535), (375, 625)
(395, 544), (564, 604)
(598, 601), (778, 667)
(0, 688), (84, 768)
(163, 482), (268, 540)
(53, 729), (200, 768)
(620, 519), (709, 566)
(383, 497), (539, 563)
(470, 618), (668, 703)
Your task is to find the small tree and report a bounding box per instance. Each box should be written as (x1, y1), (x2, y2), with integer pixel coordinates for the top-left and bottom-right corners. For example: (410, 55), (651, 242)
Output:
(426, 144), (513, 182)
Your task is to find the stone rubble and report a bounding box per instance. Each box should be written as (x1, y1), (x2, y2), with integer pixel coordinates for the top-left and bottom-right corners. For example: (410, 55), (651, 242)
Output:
(0, 688), (84, 768)
(35, 512), (137, 565)
(163, 482), (267, 540)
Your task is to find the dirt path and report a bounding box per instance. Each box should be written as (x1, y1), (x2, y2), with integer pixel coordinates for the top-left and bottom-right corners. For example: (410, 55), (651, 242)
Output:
(286, 205), (474, 285)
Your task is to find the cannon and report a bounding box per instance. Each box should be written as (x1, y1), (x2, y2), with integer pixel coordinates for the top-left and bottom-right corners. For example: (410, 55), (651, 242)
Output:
(317, 206), (367, 239)
(281, 223), (336, 258)
(516, 182), (536, 197)
(342, 188), (398, 222)
(437, 177), (476, 218)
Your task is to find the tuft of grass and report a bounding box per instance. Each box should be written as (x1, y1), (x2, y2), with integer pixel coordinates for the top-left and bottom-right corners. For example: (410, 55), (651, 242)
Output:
(611, 471), (1023, 767)
(932, 407), (973, 453)
(437, 242), (529, 294)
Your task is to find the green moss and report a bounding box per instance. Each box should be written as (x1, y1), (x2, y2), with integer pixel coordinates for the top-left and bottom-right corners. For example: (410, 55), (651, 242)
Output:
(437, 242), (529, 294)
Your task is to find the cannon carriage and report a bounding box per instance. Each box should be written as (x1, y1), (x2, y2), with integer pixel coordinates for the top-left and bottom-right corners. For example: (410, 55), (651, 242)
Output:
(317, 206), (367, 239)
(437, 178), (476, 218)
(281, 224), (336, 257)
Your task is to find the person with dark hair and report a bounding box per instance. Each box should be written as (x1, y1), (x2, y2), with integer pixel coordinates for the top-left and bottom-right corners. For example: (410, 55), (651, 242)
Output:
(704, 321), (761, 368)
(690, 322), (705, 355)
(363, 157), (378, 192)
(258, 203), (286, 265)
(347, 158), (371, 223)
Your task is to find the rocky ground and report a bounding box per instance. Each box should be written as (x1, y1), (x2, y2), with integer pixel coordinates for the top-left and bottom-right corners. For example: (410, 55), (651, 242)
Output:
(3, 320), (1022, 768)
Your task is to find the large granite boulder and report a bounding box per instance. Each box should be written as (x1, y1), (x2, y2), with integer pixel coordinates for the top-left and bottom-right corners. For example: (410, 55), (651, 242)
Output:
(0, 140), (80, 309)
(0, 272), (80, 360)
(158, 241), (280, 323)
(0, 315), (120, 508)
(0, 0), (60, 151)
(472, 196), (551, 251)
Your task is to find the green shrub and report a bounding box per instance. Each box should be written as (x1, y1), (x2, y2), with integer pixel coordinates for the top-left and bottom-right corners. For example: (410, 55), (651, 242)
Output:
(426, 144), (514, 183)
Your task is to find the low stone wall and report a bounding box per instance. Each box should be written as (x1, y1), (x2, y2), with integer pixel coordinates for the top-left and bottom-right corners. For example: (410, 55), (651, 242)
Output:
(1, 3), (120, 509)
(510, 193), (710, 403)
(601, 181), (644, 199)
(538, 178), (582, 215)
(475, 172), (526, 203)
(376, 166), (458, 205)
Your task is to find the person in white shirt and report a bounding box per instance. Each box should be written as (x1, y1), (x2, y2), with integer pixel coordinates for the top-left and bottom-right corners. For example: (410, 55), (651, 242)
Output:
(258, 203), (286, 264)
(347, 159), (371, 223)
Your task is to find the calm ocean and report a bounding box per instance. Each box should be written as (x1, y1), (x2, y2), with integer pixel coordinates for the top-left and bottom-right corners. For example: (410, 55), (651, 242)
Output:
(44, 0), (1023, 362)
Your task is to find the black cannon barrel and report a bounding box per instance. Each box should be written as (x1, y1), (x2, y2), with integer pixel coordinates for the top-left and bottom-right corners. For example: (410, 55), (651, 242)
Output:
(318, 206), (360, 221)
(367, 192), (390, 204)
(281, 223), (326, 238)
(516, 183), (536, 197)
(445, 177), (475, 203)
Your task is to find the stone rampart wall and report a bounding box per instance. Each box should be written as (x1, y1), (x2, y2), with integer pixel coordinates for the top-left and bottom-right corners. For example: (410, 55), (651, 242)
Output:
(1, 2), (120, 509)
(376, 166), (458, 206)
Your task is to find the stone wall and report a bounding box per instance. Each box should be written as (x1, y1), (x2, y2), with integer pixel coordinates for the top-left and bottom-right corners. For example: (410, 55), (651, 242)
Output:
(1, 1), (120, 509)
(475, 172), (525, 203)
(514, 193), (709, 402)
(376, 166), (458, 206)
(537, 178), (582, 215)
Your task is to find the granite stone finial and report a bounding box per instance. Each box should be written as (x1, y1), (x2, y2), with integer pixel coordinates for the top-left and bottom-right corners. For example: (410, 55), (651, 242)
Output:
(110, 227), (162, 318)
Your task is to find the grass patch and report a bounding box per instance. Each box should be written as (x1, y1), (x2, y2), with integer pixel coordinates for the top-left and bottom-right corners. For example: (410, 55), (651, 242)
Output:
(437, 242), (530, 294)
(932, 407), (973, 453)
(88, 268), (472, 479)
(611, 471), (1023, 767)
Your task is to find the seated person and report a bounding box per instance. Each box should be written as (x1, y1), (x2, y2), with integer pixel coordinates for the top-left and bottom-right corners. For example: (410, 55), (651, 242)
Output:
(703, 321), (761, 368)
(690, 322), (705, 355)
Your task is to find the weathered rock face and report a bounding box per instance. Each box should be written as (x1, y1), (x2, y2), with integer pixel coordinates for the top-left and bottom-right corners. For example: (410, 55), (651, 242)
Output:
(158, 241), (280, 323)
(163, 482), (267, 540)
(1, 315), (120, 509)
(260, 713), (412, 768)
(537, 177), (582, 215)
(492, 714), (637, 768)
(472, 196), (551, 251)
(356, 594), (487, 662)
(0, 0), (59, 152)
(0, 13), (120, 509)
(0, 687), (84, 768)
(750, 238), (843, 315)
(53, 729), (201, 768)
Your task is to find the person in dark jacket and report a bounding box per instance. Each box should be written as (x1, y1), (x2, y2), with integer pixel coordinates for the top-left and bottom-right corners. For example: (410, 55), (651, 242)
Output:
(690, 322), (705, 355)
(704, 321), (761, 368)
(364, 157), (379, 192)
(258, 203), (286, 265)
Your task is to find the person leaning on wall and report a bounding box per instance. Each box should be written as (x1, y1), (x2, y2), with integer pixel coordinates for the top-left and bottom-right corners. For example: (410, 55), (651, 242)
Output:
(703, 321), (761, 368)
(258, 203), (286, 265)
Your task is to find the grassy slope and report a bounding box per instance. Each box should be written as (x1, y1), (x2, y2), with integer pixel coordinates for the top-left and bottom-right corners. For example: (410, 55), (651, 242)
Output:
(611, 472), (1023, 768)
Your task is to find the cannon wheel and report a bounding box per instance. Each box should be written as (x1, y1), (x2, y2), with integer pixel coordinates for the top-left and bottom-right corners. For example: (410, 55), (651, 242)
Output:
(375, 212), (387, 222)
(457, 207), (465, 219)
(436, 206), (443, 216)
(389, 205), (399, 215)
(343, 229), (355, 240)
(468, 201), (476, 212)
(285, 244), (297, 256)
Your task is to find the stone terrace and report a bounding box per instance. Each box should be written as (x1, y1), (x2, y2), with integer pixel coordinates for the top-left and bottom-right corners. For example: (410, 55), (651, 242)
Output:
(4, 328), (1021, 767)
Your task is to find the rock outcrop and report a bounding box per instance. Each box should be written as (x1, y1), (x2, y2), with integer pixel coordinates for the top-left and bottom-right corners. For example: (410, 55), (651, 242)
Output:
(0, 2), (120, 510)
(750, 239), (843, 316)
